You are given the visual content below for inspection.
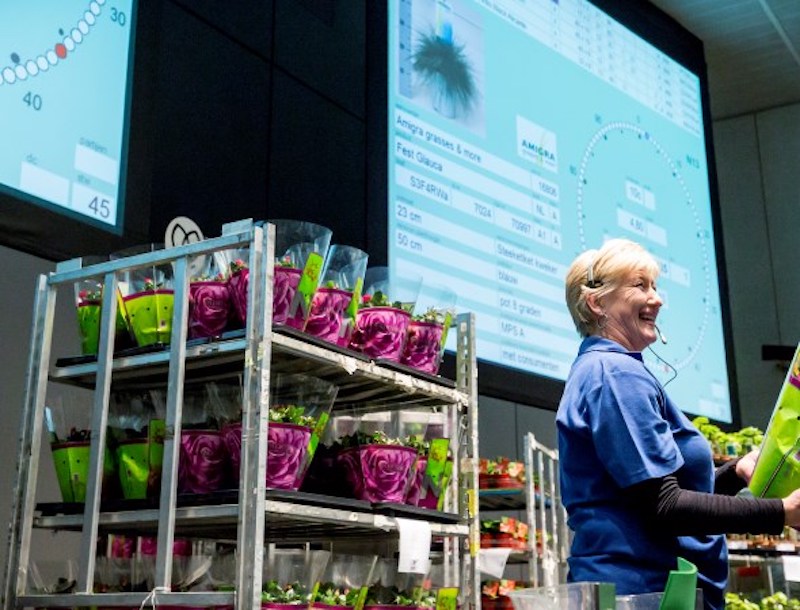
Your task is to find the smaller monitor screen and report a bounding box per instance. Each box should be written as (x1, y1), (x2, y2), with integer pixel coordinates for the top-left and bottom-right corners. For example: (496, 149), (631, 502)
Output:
(0, 0), (137, 233)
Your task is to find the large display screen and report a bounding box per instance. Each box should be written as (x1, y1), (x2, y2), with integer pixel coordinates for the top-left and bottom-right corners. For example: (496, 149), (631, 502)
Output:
(0, 0), (137, 232)
(387, 0), (735, 422)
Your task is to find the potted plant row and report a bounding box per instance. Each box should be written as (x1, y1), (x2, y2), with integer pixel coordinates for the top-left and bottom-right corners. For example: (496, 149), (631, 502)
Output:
(478, 457), (525, 490)
(73, 235), (455, 379)
(480, 517), (529, 550)
(260, 582), (437, 610)
(481, 580), (528, 610)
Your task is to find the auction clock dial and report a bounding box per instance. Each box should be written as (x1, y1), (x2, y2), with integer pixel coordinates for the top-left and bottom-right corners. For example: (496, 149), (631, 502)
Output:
(575, 121), (716, 375)
(0, 0), (134, 227)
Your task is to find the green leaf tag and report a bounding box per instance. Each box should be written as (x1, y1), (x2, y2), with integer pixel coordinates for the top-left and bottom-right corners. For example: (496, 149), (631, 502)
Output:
(346, 277), (363, 321)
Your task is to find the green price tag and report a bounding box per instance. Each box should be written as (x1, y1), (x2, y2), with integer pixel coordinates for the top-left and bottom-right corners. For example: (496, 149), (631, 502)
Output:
(435, 587), (459, 610)
(346, 277), (363, 321)
(439, 310), (453, 349)
(425, 438), (450, 489)
(437, 457), (454, 511)
(296, 252), (324, 311)
(420, 438), (452, 510)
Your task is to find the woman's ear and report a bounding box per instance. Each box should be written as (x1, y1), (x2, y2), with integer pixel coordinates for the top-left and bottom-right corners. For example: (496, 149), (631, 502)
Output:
(586, 292), (603, 317)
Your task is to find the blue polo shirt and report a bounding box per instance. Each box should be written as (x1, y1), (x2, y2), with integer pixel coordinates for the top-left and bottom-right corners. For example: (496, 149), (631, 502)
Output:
(556, 336), (727, 610)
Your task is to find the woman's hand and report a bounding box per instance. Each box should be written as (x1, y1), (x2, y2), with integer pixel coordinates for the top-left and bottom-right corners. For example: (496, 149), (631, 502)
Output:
(735, 449), (760, 484)
(783, 487), (800, 527)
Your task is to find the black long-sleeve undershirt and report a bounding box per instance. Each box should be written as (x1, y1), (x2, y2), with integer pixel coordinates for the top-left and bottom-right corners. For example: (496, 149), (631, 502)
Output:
(623, 459), (785, 537)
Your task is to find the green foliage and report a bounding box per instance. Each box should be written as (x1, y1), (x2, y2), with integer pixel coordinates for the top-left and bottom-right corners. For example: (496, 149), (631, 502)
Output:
(337, 430), (408, 448)
(413, 307), (449, 324)
(364, 584), (417, 606)
(360, 290), (413, 313)
(725, 591), (800, 610)
(311, 583), (361, 606)
(405, 434), (429, 454)
(261, 580), (307, 603)
(269, 405), (317, 428)
(692, 416), (763, 457)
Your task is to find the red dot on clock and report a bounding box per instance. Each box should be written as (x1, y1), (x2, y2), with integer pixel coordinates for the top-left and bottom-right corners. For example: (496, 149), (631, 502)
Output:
(55, 43), (67, 59)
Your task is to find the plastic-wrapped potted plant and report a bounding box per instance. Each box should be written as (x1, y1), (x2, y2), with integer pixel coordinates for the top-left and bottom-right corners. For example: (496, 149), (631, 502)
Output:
(363, 584), (432, 610)
(337, 430), (419, 503)
(73, 257), (136, 356)
(261, 548), (330, 610)
(481, 580), (526, 610)
(271, 219), (333, 328)
(400, 284), (455, 374)
(46, 402), (118, 503)
(399, 307), (451, 375)
(227, 220), (333, 329)
(404, 436), (452, 510)
(49, 427), (117, 503)
(260, 580), (308, 610)
(348, 267), (420, 362)
(265, 405), (318, 490)
(74, 280), (104, 355)
(272, 254), (303, 327)
(112, 244), (175, 347)
(479, 517), (528, 550)
(307, 553), (377, 610)
(349, 290), (412, 361)
(303, 244), (368, 347)
(478, 457), (525, 490)
(176, 383), (231, 495)
(223, 405), (319, 491)
(309, 583), (362, 610)
(222, 374), (337, 490)
(226, 256), (250, 329)
(108, 390), (166, 500)
(124, 276), (174, 347)
(188, 251), (233, 340)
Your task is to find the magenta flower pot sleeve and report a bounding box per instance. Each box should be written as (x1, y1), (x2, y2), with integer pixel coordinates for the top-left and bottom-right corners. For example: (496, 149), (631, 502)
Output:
(400, 321), (445, 374)
(177, 430), (229, 494)
(337, 444), (418, 502)
(188, 281), (231, 339)
(349, 307), (411, 361)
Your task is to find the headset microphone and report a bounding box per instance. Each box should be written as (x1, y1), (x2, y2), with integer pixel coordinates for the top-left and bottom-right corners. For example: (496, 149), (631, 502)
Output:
(654, 324), (667, 345)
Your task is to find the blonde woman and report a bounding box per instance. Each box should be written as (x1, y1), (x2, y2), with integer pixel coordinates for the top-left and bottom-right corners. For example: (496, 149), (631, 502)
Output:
(557, 238), (800, 610)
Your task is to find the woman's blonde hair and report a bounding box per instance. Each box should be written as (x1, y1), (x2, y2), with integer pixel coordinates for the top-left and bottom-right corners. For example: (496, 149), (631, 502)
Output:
(565, 238), (660, 337)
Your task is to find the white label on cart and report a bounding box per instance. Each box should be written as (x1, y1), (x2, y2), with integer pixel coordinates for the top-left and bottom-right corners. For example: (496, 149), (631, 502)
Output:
(783, 556), (800, 582)
(396, 518), (431, 574)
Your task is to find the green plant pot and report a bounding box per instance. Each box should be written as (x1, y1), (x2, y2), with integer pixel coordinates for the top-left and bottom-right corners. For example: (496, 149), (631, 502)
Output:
(76, 301), (102, 355)
(75, 287), (135, 355)
(116, 421), (165, 499)
(124, 289), (174, 346)
(51, 441), (115, 503)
